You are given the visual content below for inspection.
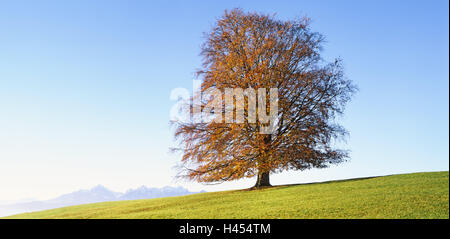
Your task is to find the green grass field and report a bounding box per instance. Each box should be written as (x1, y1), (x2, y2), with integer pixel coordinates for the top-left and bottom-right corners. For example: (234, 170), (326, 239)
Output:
(4, 171), (449, 219)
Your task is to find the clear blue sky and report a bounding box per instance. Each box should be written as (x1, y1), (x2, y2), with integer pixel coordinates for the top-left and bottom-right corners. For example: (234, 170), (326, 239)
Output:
(0, 0), (448, 200)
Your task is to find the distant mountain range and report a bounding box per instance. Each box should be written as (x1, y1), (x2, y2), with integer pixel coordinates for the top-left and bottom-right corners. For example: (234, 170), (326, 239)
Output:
(0, 185), (205, 217)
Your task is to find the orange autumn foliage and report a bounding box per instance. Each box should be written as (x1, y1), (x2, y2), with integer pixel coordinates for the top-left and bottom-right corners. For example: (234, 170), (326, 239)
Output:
(172, 9), (357, 187)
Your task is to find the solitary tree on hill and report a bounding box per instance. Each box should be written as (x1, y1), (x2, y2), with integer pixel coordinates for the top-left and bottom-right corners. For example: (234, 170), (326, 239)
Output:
(172, 9), (357, 188)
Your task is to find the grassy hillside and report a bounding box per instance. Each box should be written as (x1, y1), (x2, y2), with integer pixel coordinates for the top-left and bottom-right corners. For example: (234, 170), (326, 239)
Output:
(4, 171), (449, 219)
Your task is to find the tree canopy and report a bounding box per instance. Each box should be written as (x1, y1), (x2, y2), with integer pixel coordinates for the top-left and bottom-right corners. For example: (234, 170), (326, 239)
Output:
(172, 9), (357, 188)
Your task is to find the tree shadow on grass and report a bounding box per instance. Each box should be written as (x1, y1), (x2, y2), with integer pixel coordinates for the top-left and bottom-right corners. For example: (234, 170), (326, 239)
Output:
(242, 175), (389, 192)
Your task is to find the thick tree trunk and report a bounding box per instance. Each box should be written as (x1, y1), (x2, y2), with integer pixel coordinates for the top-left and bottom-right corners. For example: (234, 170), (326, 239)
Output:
(253, 134), (272, 189)
(254, 171), (271, 188)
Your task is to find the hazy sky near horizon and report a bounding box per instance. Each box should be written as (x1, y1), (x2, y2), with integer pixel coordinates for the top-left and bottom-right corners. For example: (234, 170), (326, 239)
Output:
(0, 0), (448, 201)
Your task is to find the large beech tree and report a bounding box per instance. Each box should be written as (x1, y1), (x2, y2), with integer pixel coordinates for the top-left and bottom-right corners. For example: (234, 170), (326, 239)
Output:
(173, 9), (357, 188)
